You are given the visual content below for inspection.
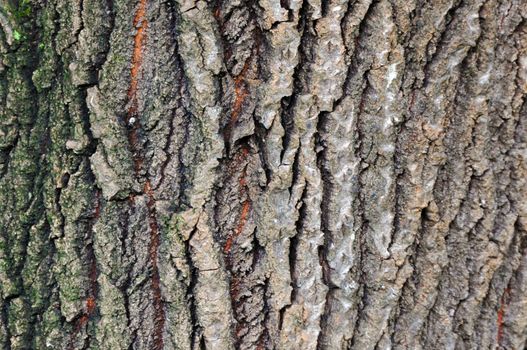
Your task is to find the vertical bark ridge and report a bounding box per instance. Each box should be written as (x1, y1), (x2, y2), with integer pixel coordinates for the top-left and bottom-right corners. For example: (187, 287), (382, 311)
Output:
(125, 1), (166, 348)
(68, 187), (100, 350)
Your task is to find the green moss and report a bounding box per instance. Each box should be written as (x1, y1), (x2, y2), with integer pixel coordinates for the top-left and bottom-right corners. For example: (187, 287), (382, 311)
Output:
(60, 281), (82, 303)
(13, 30), (22, 41)
(3, 0), (32, 46)
(7, 0), (31, 20)
(31, 68), (52, 91)
(169, 213), (184, 234)
(112, 54), (128, 65)
(7, 297), (31, 349)
(35, 305), (65, 349)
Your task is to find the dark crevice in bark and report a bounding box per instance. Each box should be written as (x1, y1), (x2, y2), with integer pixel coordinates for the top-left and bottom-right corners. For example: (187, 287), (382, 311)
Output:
(288, 218), (300, 307)
(213, 7), (265, 343)
(78, 89), (99, 156)
(156, 107), (176, 191)
(315, 110), (335, 349)
(68, 177), (101, 349)
(348, 44), (375, 345)
(0, 296), (12, 350)
(185, 225), (201, 350)
(254, 117), (272, 185)
(199, 334), (206, 350)
(167, 0), (193, 210)
(76, 0), (85, 47)
(215, 0), (262, 156)
(289, 146), (302, 199)
(495, 219), (526, 347)
(118, 200), (135, 349)
(155, 1), (189, 192)
(1, 4), (54, 344)
(320, 0), (330, 18)
(145, 182), (165, 350)
(279, 184), (306, 331)
(219, 144), (267, 348)
(251, 229), (265, 272)
(279, 95), (294, 164)
(496, 275), (511, 345)
(175, 110), (191, 210)
(257, 277), (271, 350)
(348, 265), (367, 350)
(54, 173), (70, 239)
(124, 1), (166, 348)
(422, 177), (477, 341)
(421, 0), (466, 88)
(222, 145), (251, 256)
(279, 0), (309, 164)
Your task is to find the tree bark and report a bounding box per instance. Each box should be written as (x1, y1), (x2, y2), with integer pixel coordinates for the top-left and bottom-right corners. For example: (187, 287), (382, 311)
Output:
(0, 0), (526, 349)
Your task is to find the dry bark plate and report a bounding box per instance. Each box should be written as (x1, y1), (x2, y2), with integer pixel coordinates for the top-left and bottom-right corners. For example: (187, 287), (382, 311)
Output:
(0, 0), (526, 349)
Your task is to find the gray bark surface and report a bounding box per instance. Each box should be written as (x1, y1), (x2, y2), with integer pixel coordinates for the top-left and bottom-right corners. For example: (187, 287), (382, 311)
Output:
(0, 0), (526, 349)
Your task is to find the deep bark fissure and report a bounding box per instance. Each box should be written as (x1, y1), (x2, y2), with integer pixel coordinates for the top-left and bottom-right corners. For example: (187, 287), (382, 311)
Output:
(124, 1), (166, 348)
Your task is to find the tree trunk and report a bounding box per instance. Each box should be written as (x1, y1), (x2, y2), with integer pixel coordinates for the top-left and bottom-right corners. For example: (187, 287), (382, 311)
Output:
(0, 0), (526, 349)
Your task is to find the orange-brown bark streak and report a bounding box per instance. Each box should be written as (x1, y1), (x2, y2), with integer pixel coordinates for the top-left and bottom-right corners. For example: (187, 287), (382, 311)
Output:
(224, 200), (251, 254)
(69, 190), (101, 349)
(127, 0), (148, 172)
(128, 0), (147, 116)
(223, 147), (252, 346)
(144, 180), (165, 349)
(224, 147), (251, 254)
(232, 75), (248, 124)
(127, 1), (165, 348)
(497, 288), (510, 344)
(223, 60), (251, 145)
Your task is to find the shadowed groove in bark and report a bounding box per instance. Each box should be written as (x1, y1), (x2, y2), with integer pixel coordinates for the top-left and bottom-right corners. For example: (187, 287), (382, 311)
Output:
(212, 1), (272, 346)
(217, 142), (263, 348)
(279, 184), (306, 332)
(497, 286), (510, 344)
(184, 224), (202, 349)
(125, 0), (165, 348)
(68, 187), (101, 349)
(315, 110), (336, 349)
(127, 0), (148, 171)
(0, 1), (61, 346)
(223, 147), (251, 255)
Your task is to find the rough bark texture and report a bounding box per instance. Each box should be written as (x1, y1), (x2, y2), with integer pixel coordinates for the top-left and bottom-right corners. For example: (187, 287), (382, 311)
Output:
(0, 0), (526, 349)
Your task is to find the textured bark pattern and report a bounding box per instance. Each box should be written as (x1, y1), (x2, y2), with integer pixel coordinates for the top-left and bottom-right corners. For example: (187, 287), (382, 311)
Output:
(0, 0), (526, 349)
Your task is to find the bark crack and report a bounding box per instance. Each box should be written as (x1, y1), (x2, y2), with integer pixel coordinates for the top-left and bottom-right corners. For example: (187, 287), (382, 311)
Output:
(124, 1), (166, 348)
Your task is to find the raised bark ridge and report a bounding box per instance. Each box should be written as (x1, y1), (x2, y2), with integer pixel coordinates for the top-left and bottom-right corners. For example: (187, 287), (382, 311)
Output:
(0, 0), (526, 349)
